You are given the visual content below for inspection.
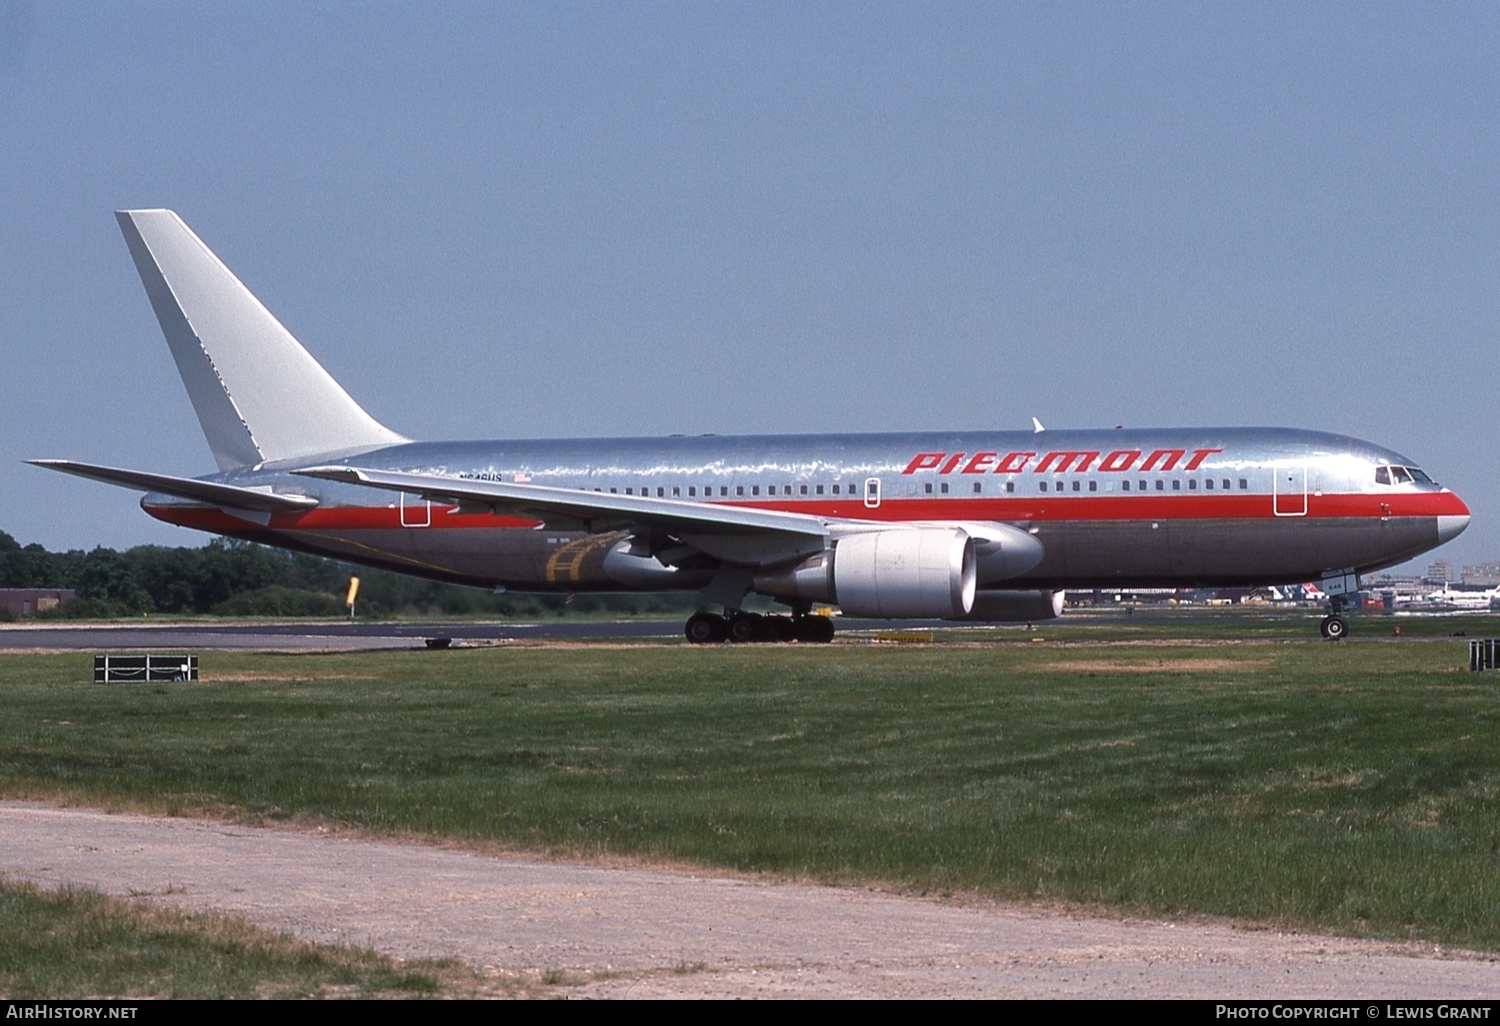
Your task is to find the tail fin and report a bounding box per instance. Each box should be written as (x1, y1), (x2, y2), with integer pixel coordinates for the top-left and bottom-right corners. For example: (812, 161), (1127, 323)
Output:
(116, 210), (406, 471)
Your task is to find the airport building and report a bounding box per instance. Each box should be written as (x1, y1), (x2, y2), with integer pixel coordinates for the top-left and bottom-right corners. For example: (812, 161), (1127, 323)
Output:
(0, 589), (75, 615)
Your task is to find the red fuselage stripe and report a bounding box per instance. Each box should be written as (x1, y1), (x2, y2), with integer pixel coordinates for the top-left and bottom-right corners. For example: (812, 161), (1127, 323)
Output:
(146, 490), (1467, 533)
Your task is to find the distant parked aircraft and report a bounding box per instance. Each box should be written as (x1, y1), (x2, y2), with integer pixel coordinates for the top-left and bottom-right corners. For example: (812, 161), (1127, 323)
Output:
(1422, 585), (1499, 611)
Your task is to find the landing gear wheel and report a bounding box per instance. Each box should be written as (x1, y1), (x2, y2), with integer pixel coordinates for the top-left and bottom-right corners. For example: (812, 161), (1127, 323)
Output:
(1320, 615), (1348, 641)
(793, 616), (836, 643)
(685, 612), (727, 644)
(728, 613), (763, 644)
(764, 616), (795, 643)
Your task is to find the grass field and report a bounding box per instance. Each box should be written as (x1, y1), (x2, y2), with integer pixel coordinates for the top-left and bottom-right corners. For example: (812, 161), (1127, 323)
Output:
(5, 620), (1500, 956)
(0, 877), (492, 999)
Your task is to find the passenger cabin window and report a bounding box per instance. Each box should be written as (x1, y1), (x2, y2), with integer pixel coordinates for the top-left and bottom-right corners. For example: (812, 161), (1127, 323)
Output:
(1039, 481), (1048, 493)
(973, 482), (982, 494)
(941, 482), (949, 494)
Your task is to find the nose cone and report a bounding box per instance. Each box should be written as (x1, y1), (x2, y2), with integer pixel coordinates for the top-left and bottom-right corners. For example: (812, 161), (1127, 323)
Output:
(1437, 490), (1471, 544)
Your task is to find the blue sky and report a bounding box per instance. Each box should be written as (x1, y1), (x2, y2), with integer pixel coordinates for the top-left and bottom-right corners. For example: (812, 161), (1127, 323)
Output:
(2, 2), (1496, 572)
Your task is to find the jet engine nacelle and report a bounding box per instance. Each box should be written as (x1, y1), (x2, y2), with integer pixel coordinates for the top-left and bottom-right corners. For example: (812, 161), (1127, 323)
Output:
(949, 589), (1064, 623)
(755, 528), (977, 618)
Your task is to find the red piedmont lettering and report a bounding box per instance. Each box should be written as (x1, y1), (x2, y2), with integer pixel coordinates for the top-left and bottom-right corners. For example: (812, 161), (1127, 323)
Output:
(994, 451), (1035, 474)
(962, 452), (998, 474)
(902, 453), (944, 475)
(1185, 447), (1223, 470)
(1141, 449), (1185, 472)
(1033, 450), (1100, 474)
(939, 453), (967, 475)
(1099, 449), (1141, 472)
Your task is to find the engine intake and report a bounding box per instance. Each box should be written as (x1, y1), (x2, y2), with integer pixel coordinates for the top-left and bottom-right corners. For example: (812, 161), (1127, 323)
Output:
(755, 528), (977, 618)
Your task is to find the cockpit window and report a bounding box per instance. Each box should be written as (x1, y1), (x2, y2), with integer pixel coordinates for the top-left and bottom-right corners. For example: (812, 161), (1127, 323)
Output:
(1376, 464), (1436, 487)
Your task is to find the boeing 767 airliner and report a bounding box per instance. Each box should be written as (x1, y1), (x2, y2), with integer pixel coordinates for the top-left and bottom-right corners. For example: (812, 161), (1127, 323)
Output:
(31, 211), (1470, 642)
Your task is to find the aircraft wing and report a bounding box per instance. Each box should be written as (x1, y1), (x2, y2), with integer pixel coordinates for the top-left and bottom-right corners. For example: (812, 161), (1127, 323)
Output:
(295, 465), (831, 564)
(29, 459), (320, 513)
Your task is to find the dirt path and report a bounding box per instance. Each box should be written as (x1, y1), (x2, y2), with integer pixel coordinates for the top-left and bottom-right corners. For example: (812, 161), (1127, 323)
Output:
(4, 801), (1497, 998)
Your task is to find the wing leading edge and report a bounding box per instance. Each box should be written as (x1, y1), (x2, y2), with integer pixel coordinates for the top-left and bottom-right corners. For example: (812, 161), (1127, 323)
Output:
(294, 464), (832, 565)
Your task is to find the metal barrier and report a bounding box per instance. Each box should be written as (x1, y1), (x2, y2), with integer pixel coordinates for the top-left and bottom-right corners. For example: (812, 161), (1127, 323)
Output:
(1468, 640), (1499, 672)
(94, 654), (198, 684)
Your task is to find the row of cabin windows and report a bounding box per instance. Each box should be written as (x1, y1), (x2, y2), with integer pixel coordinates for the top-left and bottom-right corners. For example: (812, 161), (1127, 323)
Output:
(598, 483), (859, 497)
(584, 477), (1253, 498)
(1039, 478), (1250, 493)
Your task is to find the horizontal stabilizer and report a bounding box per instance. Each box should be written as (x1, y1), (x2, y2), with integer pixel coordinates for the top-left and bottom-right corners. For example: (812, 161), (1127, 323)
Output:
(28, 459), (319, 513)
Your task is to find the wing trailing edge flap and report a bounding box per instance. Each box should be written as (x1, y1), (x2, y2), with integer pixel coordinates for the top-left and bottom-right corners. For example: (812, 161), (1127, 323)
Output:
(28, 459), (319, 524)
(295, 465), (830, 566)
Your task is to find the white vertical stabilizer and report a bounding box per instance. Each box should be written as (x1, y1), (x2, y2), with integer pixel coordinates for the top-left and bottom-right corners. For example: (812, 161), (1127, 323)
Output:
(116, 210), (406, 471)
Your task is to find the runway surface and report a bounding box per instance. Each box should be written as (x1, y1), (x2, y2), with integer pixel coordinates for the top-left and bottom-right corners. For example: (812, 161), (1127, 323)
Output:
(0, 617), (956, 651)
(0, 619), (680, 650)
(6, 802), (1499, 999)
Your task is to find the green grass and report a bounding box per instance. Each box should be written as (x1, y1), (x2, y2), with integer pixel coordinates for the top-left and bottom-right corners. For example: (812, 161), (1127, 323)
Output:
(4, 629), (1500, 953)
(0, 876), (490, 999)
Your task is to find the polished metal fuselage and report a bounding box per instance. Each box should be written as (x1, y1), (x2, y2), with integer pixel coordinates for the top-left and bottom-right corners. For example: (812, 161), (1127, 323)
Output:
(143, 426), (1469, 596)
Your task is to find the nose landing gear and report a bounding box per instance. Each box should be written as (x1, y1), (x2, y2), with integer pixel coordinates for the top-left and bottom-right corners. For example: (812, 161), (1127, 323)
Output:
(1319, 614), (1348, 640)
(1320, 594), (1350, 641)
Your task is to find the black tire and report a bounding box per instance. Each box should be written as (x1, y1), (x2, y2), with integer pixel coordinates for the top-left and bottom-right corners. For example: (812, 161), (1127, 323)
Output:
(765, 616), (795, 643)
(1321, 615), (1349, 641)
(685, 612), (727, 644)
(793, 616), (835, 643)
(728, 613), (762, 643)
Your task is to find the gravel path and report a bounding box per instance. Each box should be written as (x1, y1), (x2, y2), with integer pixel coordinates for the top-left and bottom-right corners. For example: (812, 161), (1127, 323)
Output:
(4, 801), (1497, 999)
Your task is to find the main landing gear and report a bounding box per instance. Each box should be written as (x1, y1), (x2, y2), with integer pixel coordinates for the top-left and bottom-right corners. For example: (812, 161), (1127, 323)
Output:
(1319, 595), (1350, 641)
(684, 610), (836, 644)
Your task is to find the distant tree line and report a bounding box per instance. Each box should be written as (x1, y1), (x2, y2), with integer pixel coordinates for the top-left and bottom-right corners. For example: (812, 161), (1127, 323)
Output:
(0, 529), (696, 620)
